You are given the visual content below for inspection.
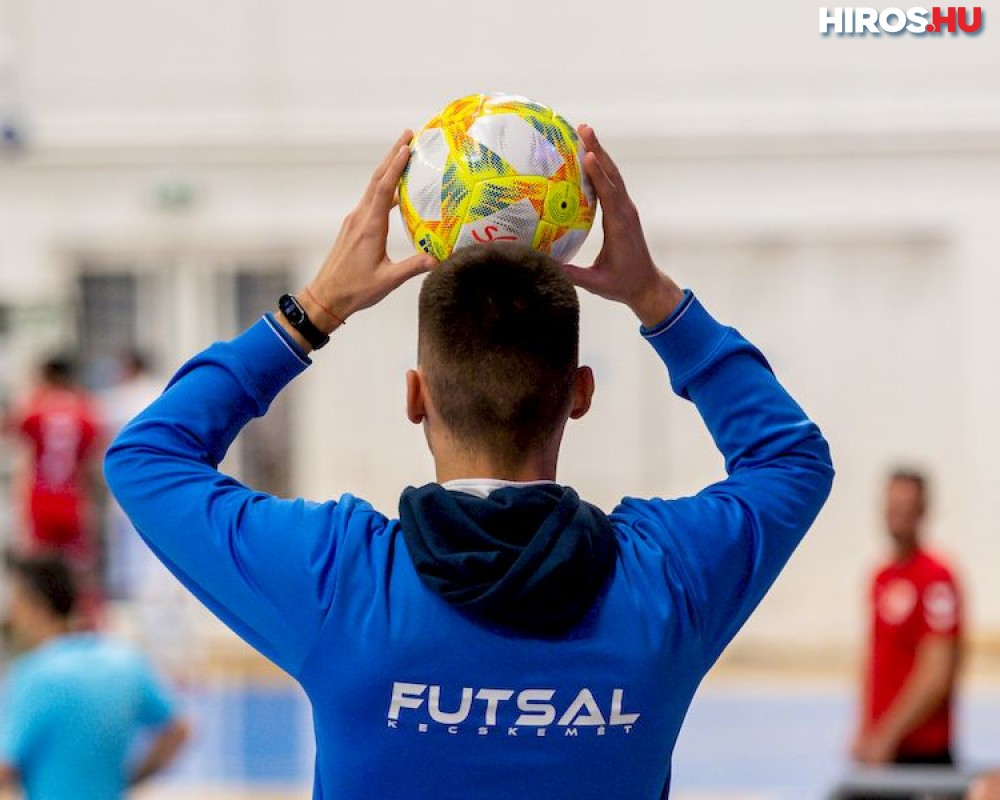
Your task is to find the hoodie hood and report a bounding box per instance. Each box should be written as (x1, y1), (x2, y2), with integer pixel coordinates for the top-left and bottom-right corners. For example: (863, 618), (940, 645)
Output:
(398, 483), (616, 637)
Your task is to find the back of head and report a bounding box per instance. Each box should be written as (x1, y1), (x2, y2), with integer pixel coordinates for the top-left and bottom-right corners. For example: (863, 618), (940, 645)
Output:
(418, 243), (579, 468)
(40, 355), (75, 387)
(7, 552), (78, 620)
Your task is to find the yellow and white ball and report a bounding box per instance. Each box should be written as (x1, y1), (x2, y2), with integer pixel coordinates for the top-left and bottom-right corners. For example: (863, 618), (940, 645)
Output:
(399, 93), (595, 263)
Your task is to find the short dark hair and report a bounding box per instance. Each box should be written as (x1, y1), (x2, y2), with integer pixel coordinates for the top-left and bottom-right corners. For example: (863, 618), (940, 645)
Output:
(41, 355), (74, 385)
(889, 467), (928, 498)
(122, 349), (151, 374)
(418, 243), (579, 467)
(7, 553), (77, 619)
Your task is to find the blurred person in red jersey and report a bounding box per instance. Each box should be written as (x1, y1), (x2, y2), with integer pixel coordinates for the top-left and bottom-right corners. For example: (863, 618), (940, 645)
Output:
(4, 356), (103, 627)
(5, 355), (101, 561)
(852, 468), (963, 768)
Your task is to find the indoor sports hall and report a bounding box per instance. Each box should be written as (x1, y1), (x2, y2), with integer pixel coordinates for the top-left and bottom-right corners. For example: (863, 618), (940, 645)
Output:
(1, 2), (998, 798)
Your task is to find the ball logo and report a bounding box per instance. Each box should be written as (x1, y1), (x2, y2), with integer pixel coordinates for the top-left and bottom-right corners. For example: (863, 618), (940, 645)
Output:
(399, 94), (595, 263)
(877, 578), (917, 625)
(819, 6), (984, 34)
(471, 225), (518, 244)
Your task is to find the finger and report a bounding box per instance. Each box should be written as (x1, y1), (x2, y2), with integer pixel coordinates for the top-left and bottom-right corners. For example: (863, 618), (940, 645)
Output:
(388, 253), (437, 284)
(578, 124), (626, 190)
(371, 145), (412, 216)
(363, 130), (414, 204)
(581, 151), (620, 213)
(377, 129), (414, 178)
(561, 263), (607, 295)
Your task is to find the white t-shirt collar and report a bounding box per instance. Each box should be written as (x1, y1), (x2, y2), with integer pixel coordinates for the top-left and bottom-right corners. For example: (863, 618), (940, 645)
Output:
(441, 478), (558, 499)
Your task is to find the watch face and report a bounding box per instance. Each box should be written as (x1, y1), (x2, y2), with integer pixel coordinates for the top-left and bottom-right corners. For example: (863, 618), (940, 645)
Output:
(280, 295), (304, 324)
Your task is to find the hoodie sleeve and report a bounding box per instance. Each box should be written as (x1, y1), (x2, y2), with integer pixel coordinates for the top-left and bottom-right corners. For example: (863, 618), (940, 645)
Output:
(612, 293), (834, 667)
(104, 315), (355, 678)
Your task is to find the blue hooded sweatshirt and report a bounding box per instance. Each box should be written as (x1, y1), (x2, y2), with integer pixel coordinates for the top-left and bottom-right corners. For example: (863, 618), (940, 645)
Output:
(104, 292), (833, 799)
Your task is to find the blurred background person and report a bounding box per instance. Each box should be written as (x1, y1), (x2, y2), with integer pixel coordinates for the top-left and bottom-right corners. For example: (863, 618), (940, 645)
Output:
(97, 350), (203, 679)
(3, 356), (104, 627)
(98, 351), (161, 435)
(99, 349), (161, 601)
(3, 356), (100, 564)
(0, 553), (190, 799)
(852, 469), (963, 769)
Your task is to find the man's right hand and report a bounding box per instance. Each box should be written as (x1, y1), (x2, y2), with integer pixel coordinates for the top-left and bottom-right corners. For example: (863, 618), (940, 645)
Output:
(562, 125), (684, 328)
(281, 131), (437, 352)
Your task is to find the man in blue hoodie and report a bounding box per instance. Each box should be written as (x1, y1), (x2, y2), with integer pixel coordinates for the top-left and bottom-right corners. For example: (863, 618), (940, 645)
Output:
(105, 125), (834, 799)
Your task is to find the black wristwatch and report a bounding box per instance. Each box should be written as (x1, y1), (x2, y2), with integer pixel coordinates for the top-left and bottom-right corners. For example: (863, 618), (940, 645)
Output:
(278, 293), (330, 350)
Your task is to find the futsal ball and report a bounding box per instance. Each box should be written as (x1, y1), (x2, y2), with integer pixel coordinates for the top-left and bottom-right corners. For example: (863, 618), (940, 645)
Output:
(399, 93), (595, 263)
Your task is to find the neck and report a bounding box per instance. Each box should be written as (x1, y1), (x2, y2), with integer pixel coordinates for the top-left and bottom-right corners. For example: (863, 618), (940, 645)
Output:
(434, 449), (559, 484)
(27, 618), (69, 649)
(892, 539), (920, 562)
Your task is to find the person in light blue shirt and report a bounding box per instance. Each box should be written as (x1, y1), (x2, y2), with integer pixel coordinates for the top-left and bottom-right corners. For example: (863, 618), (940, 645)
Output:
(105, 126), (834, 798)
(0, 555), (190, 799)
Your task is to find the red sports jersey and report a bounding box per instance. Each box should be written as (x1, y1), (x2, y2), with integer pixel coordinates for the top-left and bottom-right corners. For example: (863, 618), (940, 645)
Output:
(15, 386), (100, 548)
(866, 548), (961, 757)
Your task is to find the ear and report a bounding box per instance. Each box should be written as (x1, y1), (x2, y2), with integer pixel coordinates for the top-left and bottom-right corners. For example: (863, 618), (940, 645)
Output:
(406, 369), (426, 424)
(569, 365), (594, 420)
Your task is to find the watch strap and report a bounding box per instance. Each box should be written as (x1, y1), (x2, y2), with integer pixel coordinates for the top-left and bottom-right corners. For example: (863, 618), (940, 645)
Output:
(278, 293), (330, 350)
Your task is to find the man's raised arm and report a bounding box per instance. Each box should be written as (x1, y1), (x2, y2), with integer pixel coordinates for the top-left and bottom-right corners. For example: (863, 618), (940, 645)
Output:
(105, 132), (435, 677)
(564, 125), (835, 668)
